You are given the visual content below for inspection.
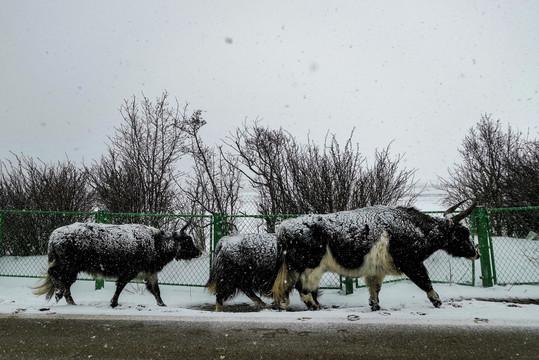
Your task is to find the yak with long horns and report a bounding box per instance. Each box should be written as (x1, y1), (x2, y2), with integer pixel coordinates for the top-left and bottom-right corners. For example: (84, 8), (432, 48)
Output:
(272, 201), (479, 311)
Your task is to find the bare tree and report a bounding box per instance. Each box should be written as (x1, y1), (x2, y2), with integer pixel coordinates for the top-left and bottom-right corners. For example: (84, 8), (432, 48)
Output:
(224, 121), (419, 223)
(0, 153), (93, 212)
(181, 111), (243, 233)
(354, 144), (419, 208)
(224, 122), (298, 216)
(437, 114), (539, 236)
(437, 114), (529, 208)
(0, 154), (94, 255)
(88, 91), (191, 217)
(504, 139), (539, 207)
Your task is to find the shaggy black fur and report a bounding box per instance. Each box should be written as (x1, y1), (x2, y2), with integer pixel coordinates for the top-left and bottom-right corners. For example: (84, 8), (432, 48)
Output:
(274, 204), (479, 311)
(206, 233), (317, 311)
(34, 222), (201, 308)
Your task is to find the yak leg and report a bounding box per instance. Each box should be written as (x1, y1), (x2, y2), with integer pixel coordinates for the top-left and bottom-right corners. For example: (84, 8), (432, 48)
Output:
(59, 271), (77, 305)
(365, 275), (384, 311)
(271, 289), (291, 310)
(215, 292), (230, 312)
(214, 284), (229, 312)
(213, 281), (236, 312)
(214, 299), (224, 312)
(243, 289), (266, 309)
(63, 285), (76, 306)
(145, 273), (166, 307)
(296, 278), (320, 307)
(402, 264), (441, 308)
(48, 266), (77, 305)
(110, 274), (135, 308)
(299, 269), (323, 310)
(310, 289), (320, 306)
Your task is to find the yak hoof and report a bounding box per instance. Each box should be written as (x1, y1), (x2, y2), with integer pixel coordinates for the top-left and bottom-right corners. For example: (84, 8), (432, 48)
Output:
(270, 301), (285, 311)
(307, 302), (320, 311)
(428, 291), (442, 308)
(254, 300), (266, 308)
(369, 297), (380, 311)
(157, 302), (167, 307)
(110, 301), (118, 308)
(370, 302), (381, 311)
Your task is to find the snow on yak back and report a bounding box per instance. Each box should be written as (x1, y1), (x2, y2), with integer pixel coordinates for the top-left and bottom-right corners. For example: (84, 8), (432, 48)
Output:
(206, 233), (318, 312)
(272, 201), (479, 311)
(33, 222), (202, 308)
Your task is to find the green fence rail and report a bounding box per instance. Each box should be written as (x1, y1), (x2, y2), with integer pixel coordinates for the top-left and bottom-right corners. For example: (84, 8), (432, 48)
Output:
(1, 207), (538, 293)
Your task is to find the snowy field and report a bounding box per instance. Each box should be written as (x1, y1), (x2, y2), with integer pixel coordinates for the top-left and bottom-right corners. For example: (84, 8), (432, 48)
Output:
(1, 276), (537, 329)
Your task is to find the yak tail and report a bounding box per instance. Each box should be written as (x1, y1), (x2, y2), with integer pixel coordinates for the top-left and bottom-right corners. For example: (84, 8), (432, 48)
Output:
(271, 261), (290, 304)
(32, 272), (56, 301)
(206, 241), (225, 295)
(205, 268), (218, 295)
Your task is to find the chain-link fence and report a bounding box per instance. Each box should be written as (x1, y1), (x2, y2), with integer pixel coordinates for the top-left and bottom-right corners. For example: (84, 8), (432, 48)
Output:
(485, 207), (539, 285)
(1, 207), (538, 291)
(0, 210), (94, 278)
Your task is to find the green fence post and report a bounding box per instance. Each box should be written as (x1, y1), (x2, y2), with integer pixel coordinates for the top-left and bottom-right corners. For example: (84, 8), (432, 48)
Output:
(345, 277), (354, 295)
(93, 210), (109, 290)
(213, 213), (223, 251)
(210, 213), (224, 273)
(475, 206), (493, 287)
(95, 210), (110, 225)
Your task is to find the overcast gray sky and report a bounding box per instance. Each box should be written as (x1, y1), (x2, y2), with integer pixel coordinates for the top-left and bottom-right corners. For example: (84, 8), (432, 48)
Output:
(1, 0), (538, 183)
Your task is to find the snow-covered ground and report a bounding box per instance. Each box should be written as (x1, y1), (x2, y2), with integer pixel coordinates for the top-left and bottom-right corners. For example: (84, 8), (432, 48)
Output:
(1, 276), (537, 328)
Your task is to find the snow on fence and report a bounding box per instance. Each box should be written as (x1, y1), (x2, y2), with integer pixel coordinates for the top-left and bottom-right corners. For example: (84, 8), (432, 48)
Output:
(0, 207), (538, 290)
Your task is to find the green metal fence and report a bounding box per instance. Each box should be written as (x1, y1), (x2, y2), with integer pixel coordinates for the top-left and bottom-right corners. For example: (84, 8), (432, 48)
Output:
(1, 206), (538, 292)
(481, 206), (539, 286)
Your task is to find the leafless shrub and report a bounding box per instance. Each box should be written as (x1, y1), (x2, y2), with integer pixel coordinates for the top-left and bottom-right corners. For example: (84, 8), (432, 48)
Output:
(88, 91), (191, 224)
(180, 111), (243, 235)
(437, 114), (539, 236)
(224, 121), (419, 230)
(0, 154), (93, 255)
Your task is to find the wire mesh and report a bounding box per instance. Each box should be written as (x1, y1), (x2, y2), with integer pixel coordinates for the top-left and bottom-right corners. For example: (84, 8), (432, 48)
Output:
(1, 207), (537, 289)
(487, 207), (539, 285)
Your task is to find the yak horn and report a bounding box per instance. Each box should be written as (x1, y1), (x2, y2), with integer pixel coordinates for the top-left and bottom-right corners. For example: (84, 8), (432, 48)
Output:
(451, 201), (477, 223)
(180, 218), (193, 233)
(443, 199), (469, 217)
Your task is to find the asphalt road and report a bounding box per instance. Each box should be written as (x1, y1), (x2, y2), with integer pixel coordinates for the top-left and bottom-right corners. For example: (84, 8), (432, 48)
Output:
(1, 315), (537, 360)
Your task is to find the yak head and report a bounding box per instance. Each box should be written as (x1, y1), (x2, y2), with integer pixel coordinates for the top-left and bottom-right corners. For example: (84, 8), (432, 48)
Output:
(173, 221), (202, 260)
(438, 200), (480, 260)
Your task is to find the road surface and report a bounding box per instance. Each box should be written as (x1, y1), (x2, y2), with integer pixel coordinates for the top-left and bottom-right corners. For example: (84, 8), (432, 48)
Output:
(1, 314), (537, 359)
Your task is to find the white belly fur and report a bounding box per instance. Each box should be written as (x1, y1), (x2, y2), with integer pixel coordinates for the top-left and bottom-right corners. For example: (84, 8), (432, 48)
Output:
(301, 231), (401, 291)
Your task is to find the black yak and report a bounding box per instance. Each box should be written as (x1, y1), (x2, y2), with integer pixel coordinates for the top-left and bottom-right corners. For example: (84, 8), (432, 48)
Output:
(272, 201), (479, 311)
(34, 222), (202, 307)
(206, 233), (317, 311)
